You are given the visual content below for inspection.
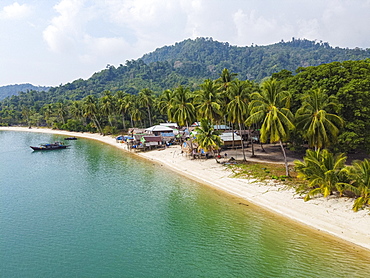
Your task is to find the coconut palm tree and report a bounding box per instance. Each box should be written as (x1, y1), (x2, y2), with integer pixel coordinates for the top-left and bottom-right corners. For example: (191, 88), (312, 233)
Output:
(295, 88), (344, 150)
(70, 101), (83, 121)
(116, 92), (130, 130)
(169, 86), (196, 151)
(55, 101), (68, 125)
(100, 91), (116, 127)
(21, 105), (33, 127)
(129, 95), (144, 127)
(169, 86), (195, 129)
(246, 79), (295, 176)
(217, 68), (238, 127)
(42, 103), (54, 127)
(138, 88), (154, 126)
(194, 79), (222, 123)
(194, 119), (223, 157)
(344, 159), (370, 211)
(83, 95), (103, 134)
(295, 149), (349, 201)
(226, 79), (251, 161)
(216, 68), (238, 92)
(157, 89), (173, 121)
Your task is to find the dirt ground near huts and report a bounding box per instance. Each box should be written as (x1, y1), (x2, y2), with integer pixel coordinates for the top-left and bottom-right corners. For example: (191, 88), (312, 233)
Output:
(217, 143), (369, 165)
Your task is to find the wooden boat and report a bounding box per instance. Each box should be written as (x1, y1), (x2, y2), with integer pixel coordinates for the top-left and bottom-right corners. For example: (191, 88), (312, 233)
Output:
(30, 142), (69, 151)
(64, 137), (77, 140)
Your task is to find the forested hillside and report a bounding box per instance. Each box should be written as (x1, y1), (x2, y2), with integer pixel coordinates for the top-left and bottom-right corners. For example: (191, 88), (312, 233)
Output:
(0, 83), (50, 100)
(3, 37), (369, 104)
(142, 37), (370, 81)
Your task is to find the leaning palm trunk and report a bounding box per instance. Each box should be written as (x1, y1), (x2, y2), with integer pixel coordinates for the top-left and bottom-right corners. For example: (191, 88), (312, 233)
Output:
(279, 140), (290, 176)
(93, 115), (103, 134)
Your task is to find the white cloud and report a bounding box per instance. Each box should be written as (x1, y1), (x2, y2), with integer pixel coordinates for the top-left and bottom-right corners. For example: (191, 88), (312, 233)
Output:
(0, 2), (31, 20)
(232, 9), (290, 46)
(81, 35), (130, 64)
(43, 0), (86, 53)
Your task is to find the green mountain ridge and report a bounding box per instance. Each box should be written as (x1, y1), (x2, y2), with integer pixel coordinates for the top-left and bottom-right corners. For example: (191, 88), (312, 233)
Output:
(0, 83), (50, 100)
(2, 37), (370, 103)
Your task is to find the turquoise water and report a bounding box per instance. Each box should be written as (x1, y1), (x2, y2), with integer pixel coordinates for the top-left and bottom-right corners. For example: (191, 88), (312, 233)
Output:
(1, 131), (370, 277)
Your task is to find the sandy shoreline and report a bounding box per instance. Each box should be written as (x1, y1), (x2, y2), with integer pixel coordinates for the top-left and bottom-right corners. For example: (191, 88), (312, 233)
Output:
(2, 126), (370, 251)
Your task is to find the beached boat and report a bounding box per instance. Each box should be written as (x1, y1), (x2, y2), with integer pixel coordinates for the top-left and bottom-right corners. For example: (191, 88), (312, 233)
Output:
(64, 137), (77, 140)
(30, 142), (68, 151)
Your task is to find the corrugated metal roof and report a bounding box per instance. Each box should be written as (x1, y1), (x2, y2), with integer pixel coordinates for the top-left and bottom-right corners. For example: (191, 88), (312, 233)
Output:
(220, 132), (242, 142)
(142, 136), (162, 142)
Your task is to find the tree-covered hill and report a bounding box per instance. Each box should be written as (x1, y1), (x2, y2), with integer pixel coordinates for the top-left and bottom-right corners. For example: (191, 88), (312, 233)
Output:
(0, 83), (50, 100)
(16, 37), (370, 104)
(141, 37), (370, 81)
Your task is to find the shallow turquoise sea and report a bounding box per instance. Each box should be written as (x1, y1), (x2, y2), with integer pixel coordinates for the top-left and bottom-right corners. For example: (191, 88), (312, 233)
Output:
(1, 131), (370, 277)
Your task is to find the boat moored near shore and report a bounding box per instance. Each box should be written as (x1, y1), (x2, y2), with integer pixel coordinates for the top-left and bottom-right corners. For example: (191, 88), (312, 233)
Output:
(64, 137), (77, 140)
(30, 142), (69, 151)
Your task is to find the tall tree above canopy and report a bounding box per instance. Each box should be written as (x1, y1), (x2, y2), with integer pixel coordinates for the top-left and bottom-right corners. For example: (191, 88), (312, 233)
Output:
(216, 68), (238, 92)
(169, 86), (195, 128)
(194, 79), (222, 123)
(295, 88), (344, 150)
(247, 79), (295, 176)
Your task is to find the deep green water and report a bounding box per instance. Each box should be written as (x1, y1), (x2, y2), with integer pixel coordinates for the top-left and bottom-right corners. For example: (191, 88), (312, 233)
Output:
(1, 131), (370, 277)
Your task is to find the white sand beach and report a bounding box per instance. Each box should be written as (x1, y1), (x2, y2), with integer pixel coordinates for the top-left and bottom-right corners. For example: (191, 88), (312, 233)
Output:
(2, 126), (370, 251)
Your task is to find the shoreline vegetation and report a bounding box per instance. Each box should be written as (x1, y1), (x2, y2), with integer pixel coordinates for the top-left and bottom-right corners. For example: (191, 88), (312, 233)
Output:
(1, 126), (370, 253)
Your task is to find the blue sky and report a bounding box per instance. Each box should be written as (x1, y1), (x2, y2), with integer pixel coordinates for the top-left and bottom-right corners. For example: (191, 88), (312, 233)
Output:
(1, 0), (370, 87)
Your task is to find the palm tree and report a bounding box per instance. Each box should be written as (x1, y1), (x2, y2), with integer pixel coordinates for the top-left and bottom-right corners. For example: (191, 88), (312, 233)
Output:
(194, 79), (222, 123)
(194, 119), (223, 157)
(157, 89), (173, 121)
(169, 86), (195, 129)
(294, 149), (348, 201)
(344, 159), (370, 211)
(169, 86), (196, 151)
(216, 68), (238, 92)
(226, 79), (251, 161)
(83, 95), (103, 134)
(100, 91), (116, 127)
(69, 101), (84, 122)
(42, 103), (54, 127)
(138, 88), (154, 126)
(116, 92), (130, 130)
(295, 88), (344, 150)
(55, 101), (68, 125)
(21, 105), (33, 127)
(129, 95), (144, 127)
(246, 79), (295, 176)
(217, 68), (238, 127)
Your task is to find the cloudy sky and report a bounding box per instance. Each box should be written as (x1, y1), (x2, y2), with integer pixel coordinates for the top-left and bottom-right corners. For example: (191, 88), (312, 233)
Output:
(1, 0), (370, 87)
